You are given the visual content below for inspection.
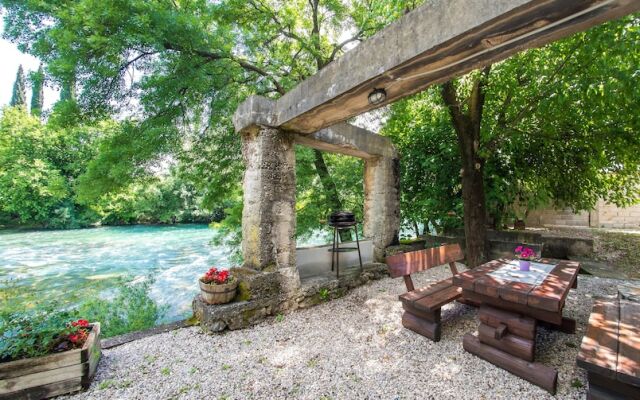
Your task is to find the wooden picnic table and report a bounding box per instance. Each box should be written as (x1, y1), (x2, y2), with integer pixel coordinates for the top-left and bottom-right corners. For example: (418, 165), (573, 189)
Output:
(452, 258), (581, 394)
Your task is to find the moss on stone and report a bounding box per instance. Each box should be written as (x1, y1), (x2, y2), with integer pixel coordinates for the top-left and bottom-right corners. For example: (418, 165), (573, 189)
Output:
(235, 281), (252, 302)
(185, 315), (200, 326)
(241, 308), (258, 324)
(263, 262), (277, 272)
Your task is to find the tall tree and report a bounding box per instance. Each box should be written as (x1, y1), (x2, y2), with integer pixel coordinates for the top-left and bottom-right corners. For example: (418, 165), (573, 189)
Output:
(441, 68), (491, 267)
(59, 75), (76, 102)
(383, 14), (640, 266)
(0, 0), (415, 238)
(10, 65), (27, 107)
(30, 63), (45, 117)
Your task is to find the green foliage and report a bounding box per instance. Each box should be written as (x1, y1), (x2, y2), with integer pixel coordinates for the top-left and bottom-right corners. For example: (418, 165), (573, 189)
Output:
(383, 15), (640, 232)
(77, 278), (166, 338)
(10, 64), (26, 107)
(0, 275), (165, 357)
(296, 148), (365, 240)
(29, 63), (44, 117)
(318, 288), (330, 301)
(382, 88), (463, 235)
(0, 106), (211, 228)
(0, 107), (70, 226)
(0, 0), (416, 245)
(0, 308), (76, 362)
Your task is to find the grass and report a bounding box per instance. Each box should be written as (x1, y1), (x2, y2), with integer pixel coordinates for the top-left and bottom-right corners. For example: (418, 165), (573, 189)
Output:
(319, 288), (330, 301)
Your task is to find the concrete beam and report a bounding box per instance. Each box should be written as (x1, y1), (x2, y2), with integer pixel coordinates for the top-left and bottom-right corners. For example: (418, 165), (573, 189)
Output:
(234, 0), (640, 134)
(292, 122), (397, 159)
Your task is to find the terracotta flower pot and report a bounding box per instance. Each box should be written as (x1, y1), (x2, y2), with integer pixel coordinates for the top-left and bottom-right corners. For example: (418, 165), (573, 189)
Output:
(199, 278), (238, 305)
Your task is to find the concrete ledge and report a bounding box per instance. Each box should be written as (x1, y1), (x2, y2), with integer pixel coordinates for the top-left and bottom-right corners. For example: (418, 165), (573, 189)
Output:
(102, 319), (195, 349)
(293, 122), (398, 159)
(232, 96), (277, 134)
(193, 263), (388, 333)
(404, 230), (594, 260)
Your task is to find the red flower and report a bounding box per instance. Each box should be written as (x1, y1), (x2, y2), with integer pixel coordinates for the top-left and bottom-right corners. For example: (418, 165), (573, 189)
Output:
(71, 319), (90, 328)
(201, 266), (231, 284)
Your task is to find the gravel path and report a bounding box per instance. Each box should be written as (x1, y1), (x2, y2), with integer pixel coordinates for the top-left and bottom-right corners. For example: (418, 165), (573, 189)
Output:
(66, 268), (623, 400)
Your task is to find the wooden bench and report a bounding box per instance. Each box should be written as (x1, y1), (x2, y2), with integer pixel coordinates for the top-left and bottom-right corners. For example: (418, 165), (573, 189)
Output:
(385, 244), (465, 342)
(577, 297), (640, 400)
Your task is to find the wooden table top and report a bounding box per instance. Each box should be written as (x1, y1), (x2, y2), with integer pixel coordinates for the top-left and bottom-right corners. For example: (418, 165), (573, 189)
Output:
(453, 258), (581, 313)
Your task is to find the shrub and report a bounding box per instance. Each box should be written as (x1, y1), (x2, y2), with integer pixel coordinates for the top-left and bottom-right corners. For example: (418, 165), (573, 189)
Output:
(77, 278), (166, 338)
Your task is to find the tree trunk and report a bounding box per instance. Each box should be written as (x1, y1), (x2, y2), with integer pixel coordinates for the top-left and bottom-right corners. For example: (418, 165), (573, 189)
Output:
(441, 68), (491, 267)
(457, 126), (488, 267)
(313, 149), (352, 241)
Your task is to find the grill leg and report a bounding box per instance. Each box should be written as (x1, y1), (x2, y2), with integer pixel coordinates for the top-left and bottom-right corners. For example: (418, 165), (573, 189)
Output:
(355, 224), (363, 272)
(331, 227), (336, 272)
(336, 229), (340, 278)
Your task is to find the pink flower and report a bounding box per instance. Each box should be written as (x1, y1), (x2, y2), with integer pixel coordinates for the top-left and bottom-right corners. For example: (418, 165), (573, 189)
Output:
(515, 245), (535, 260)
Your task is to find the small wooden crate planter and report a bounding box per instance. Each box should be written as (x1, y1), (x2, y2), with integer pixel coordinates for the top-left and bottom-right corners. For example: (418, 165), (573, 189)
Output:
(0, 323), (101, 400)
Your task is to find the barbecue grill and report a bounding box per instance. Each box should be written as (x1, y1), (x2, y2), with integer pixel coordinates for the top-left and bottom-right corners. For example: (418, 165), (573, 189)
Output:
(328, 211), (363, 278)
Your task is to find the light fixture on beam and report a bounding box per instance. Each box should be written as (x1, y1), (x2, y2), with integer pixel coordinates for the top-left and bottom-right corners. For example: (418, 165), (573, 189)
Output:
(367, 88), (387, 105)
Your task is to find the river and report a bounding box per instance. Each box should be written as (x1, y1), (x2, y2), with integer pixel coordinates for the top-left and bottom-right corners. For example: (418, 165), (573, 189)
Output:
(0, 224), (232, 322)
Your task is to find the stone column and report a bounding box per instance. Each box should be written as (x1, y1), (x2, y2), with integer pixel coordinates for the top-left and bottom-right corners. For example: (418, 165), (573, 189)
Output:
(363, 156), (400, 262)
(242, 126), (299, 293)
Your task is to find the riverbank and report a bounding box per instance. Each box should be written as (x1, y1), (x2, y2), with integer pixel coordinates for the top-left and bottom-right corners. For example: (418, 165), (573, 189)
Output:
(64, 266), (620, 400)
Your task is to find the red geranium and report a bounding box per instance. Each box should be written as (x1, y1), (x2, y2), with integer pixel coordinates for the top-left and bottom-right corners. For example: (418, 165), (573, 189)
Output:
(201, 267), (232, 284)
(66, 319), (90, 348)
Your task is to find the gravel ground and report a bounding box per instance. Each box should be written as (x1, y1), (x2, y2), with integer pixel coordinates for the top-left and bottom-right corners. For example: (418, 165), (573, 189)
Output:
(66, 267), (624, 400)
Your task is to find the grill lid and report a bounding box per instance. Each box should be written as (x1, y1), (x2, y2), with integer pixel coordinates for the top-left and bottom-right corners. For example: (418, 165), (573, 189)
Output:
(328, 211), (356, 226)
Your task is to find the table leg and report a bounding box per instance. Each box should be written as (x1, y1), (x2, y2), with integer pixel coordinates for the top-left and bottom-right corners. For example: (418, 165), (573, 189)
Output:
(463, 305), (558, 394)
(540, 317), (577, 334)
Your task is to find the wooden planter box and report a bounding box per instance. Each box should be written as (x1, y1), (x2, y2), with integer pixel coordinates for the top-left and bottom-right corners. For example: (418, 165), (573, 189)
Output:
(0, 323), (101, 400)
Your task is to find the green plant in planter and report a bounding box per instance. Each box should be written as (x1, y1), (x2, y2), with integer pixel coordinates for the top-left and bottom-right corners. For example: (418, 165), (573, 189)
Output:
(0, 309), (90, 362)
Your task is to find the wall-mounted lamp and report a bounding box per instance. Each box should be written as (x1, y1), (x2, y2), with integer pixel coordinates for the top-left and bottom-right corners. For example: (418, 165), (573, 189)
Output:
(367, 88), (387, 105)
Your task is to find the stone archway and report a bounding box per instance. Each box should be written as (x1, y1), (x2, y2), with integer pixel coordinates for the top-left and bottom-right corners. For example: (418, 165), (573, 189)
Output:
(233, 96), (400, 294)
(195, 0), (640, 332)
(232, 0), (640, 295)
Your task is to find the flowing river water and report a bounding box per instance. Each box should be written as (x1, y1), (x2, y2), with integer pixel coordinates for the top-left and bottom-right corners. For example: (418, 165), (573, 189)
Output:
(0, 225), (232, 322)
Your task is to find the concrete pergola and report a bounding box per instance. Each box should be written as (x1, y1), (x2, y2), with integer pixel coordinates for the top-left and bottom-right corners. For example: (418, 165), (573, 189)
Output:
(231, 0), (640, 296)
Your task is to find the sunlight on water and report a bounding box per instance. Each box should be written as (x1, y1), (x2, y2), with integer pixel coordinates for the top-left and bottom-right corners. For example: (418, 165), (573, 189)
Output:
(0, 225), (232, 322)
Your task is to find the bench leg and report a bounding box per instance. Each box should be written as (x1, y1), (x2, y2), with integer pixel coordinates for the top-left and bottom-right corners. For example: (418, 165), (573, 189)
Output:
(587, 371), (640, 400)
(402, 310), (442, 342)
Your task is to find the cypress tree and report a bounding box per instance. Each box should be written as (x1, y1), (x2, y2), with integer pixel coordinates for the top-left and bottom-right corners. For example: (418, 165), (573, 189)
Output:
(10, 65), (27, 107)
(30, 64), (45, 117)
(60, 75), (77, 102)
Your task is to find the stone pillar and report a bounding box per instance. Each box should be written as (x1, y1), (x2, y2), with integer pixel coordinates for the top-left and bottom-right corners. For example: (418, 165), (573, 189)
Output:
(363, 156), (400, 262)
(242, 126), (300, 293)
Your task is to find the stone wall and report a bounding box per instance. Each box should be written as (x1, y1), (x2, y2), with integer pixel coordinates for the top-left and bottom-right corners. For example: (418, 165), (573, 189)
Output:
(526, 200), (640, 229)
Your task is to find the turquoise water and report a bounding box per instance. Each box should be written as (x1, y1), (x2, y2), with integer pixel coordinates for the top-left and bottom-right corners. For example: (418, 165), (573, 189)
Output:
(0, 225), (231, 322)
